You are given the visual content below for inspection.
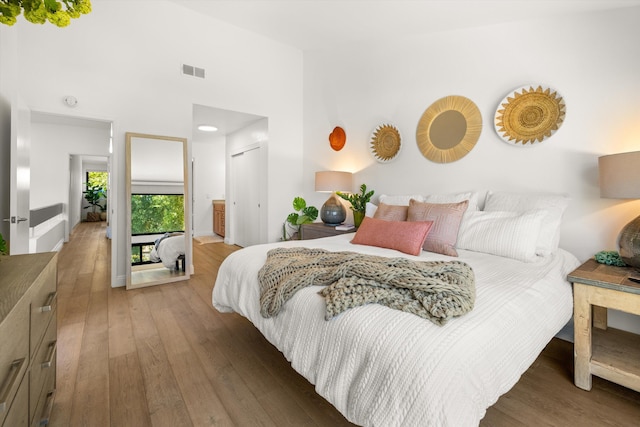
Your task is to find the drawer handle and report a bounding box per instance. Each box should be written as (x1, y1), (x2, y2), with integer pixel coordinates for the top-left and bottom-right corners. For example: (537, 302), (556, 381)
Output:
(0, 358), (25, 413)
(40, 292), (57, 312)
(42, 340), (57, 369)
(39, 389), (56, 426)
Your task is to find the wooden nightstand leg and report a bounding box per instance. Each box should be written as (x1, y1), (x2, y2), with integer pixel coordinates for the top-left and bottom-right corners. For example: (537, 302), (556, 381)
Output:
(574, 283), (593, 390)
(593, 305), (607, 330)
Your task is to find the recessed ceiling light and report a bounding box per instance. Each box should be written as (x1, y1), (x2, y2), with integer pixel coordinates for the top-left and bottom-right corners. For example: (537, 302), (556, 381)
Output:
(198, 124), (218, 132)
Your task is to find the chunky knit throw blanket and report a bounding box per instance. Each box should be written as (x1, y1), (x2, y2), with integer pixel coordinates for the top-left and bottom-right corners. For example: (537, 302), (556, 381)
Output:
(258, 247), (475, 326)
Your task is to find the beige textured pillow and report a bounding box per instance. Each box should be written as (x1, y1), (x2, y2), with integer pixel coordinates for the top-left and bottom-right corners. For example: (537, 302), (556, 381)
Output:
(373, 202), (408, 221)
(407, 199), (469, 256)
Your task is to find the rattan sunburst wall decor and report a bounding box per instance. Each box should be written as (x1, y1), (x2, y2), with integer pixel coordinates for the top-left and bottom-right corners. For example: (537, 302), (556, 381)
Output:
(495, 85), (566, 145)
(416, 95), (482, 163)
(370, 123), (402, 163)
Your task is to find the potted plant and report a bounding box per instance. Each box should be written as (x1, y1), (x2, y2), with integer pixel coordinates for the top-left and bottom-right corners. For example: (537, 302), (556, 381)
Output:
(282, 196), (318, 240)
(0, 233), (7, 257)
(337, 183), (374, 227)
(83, 184), (106, 222)
(99, 201), (107, 221)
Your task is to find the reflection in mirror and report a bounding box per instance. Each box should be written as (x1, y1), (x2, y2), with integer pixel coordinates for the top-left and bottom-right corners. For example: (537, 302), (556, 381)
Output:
(126, 132), (190, 289)
(429, 110), (467, 150)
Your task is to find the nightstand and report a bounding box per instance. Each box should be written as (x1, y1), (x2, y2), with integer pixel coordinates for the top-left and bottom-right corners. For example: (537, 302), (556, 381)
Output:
(567, 259), (640, 393)
(300, 222), (356, 240)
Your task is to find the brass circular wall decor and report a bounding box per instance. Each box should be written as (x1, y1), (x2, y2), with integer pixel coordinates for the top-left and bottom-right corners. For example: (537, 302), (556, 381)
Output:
(329, 126), (346, 151)
(416, 95), (482, 163)
(370, 123), (402, 163)
(495, 85), (566, 144)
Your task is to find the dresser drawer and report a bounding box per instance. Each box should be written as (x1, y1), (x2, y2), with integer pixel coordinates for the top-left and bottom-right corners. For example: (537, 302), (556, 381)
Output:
(31, 372), (55, 427)
(0, 305), (29, 426)
(29, 314), (56, 424)
(29, 262), (57, 357)
(1, 372), (28, 427)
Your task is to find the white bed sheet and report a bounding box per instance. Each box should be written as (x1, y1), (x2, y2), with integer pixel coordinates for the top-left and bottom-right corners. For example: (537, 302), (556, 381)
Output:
(212, 233), (580, 427)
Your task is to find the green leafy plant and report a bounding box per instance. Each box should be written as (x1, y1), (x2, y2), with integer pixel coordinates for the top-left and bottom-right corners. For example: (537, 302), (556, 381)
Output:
(337, 183), (374, 213)
(0, 233), (8, 256)
(282, 197), (318, 240)
(83, 184), (106, 213)
(337, 184), (374, 227)
(0, 0), (92, 27)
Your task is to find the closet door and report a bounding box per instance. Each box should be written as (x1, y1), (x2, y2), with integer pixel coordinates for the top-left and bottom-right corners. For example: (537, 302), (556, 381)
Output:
(231, 146), (261, 247)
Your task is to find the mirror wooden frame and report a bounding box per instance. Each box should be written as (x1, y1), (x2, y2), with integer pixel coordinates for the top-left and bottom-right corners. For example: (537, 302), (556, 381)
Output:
(125, 132), (191, 289)
(416, 95), (482, 163)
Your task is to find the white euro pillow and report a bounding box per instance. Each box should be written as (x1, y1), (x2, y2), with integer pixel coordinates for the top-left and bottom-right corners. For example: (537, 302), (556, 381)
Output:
(378, 194), (425, 206)
(423, 191), (480, 211)
(457, 210), (547, 262)
(483, 191), (569, 256)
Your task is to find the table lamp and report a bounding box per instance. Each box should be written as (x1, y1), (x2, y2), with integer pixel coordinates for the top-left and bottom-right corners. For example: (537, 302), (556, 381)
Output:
(598, 151), (640, 269)
(315, 171), (352, 225)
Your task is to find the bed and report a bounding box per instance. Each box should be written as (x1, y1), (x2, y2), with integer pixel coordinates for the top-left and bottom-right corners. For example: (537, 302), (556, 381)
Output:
(149, 233), (185, 270)
(212, 191), (580, 426)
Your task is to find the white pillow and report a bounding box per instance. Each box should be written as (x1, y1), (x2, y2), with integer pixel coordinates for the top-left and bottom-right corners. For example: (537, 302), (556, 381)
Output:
(483, 191), (569, 256)
(457, 210), (547, 262)
(378, 194), (425, 206)
(365, 202), (378, 218)
(423, 191), (480, 211)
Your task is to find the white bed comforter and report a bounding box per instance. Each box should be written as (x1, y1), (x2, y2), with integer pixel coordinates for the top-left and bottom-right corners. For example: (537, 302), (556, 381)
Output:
(212, 234), (580, 427)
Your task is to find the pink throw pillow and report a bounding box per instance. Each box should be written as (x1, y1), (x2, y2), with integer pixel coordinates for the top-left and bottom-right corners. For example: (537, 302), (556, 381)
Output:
(373, 202), (409, 221)
(407, 199), (469, 257)
(351, 216), (433, 256)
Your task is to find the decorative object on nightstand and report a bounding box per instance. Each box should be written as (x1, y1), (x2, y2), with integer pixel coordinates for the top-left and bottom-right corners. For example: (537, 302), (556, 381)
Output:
(337, 183), (375, 228)
(315, 171), (352, 225)
(283, 197), (318, 241)
(598, 151), (640, 269)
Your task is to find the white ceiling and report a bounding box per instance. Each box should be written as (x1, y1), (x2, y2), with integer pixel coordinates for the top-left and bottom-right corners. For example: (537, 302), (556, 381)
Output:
(192, 104), (265, 137)
(172, 0), (640, 51)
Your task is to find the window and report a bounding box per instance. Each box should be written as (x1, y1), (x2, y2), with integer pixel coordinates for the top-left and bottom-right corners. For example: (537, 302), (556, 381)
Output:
(131, 194), (184, 235)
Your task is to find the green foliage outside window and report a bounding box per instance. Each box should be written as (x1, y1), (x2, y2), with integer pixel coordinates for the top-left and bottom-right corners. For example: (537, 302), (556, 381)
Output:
(131, 194), (184, 235)
(87, 171), (108, 190)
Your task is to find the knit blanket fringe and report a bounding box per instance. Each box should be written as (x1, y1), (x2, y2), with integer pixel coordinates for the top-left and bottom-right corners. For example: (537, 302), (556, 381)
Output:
(258, 247), (476, 326)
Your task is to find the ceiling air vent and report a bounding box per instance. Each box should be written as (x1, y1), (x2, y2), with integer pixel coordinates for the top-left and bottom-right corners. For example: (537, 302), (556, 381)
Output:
(182, 64), (205, 79)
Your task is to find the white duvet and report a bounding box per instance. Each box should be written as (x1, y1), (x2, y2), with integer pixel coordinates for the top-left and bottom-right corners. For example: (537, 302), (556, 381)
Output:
(212, 234), (580, 427)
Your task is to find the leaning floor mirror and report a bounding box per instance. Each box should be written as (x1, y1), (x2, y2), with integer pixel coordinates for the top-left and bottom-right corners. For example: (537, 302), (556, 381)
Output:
(126, 132), (191, 289)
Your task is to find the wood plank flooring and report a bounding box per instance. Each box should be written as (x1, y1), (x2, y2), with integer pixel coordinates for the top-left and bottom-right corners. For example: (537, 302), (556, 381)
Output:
(51, 222), (640, 426)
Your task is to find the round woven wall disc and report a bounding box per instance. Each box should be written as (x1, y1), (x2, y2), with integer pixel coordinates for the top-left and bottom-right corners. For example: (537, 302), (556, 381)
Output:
(329, 126), (346, 151)
(495, 85), (566, 144)
(370, 124), (402, 163)
(416, 95), (482, 163)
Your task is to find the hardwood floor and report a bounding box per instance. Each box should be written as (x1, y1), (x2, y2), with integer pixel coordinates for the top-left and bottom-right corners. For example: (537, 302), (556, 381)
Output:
(51, 222), (640, 426)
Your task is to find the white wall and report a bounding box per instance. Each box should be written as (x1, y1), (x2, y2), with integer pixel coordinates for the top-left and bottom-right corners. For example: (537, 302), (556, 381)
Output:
(10, 1), (303, 286)
(226, 118), (269, 244)
(303, 7), (640, 333)
(30, 121), (110, 222)
(192, 134), (225, 237)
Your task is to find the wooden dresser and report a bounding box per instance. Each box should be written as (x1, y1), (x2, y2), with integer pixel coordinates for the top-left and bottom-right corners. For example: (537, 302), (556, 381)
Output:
(0, 252), (57, 427)
(213, 200), (225, 237)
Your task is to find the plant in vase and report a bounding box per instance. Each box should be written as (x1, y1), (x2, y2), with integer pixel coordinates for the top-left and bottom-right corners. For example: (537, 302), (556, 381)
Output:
(83, 184), (106, 222)
(337, 183), (374, 227)
(282, 196), (318, 240)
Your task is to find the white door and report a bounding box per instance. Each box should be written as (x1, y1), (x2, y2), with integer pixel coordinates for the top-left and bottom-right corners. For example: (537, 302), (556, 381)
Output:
(231, 147), (261, 247)
(6, 98), (31, 254)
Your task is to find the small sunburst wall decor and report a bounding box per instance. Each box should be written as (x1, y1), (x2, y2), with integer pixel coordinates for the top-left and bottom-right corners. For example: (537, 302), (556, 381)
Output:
(370, 123), (402, 162)
(495, 85), (566, 145)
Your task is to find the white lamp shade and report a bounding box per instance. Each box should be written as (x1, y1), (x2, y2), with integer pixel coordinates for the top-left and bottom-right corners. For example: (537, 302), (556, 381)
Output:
(315, 171), (353, 193)
(598, 151), (640, 199)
